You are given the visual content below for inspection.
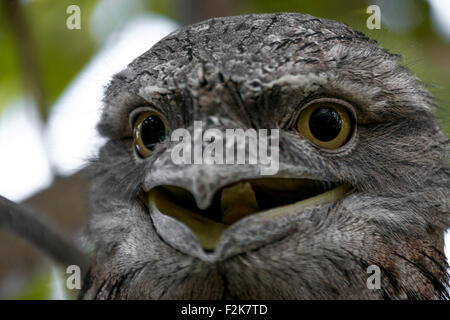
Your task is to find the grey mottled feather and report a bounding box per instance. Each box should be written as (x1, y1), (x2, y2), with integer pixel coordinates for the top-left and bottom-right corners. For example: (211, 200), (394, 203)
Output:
(81, 13), (450, 299)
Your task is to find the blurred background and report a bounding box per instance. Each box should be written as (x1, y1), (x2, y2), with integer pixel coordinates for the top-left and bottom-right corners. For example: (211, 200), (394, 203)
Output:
(0, 0), (449, 299)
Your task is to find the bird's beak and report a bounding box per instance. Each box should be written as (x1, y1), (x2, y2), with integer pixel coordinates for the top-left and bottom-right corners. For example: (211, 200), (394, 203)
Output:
(145, 180), (351, 250)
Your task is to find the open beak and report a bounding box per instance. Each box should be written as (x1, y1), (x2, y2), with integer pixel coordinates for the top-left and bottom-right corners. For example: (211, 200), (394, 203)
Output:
(144, 178), (351, 250)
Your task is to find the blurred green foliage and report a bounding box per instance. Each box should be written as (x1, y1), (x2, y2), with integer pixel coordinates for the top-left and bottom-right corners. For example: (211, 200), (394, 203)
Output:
(12, 270), (55, 300)
(12, 268), (79, 300)
(0, 14), (21, 106)
(25, 0), (98, 108)
(0, 0), (98, 117)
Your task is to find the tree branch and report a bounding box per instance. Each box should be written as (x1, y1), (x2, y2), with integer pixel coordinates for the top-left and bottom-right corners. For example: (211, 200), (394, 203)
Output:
(0, 194), (89, 275)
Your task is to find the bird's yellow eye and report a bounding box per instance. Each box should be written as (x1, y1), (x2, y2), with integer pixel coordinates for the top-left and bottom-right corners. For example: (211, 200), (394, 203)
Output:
(133, 111), (168, 158)
(296, 102), (352, 149)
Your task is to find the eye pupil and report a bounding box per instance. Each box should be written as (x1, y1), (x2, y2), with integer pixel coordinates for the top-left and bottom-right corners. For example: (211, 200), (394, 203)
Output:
(141, 115), (166, 150)
(296, 102), (352, 149)
(309, 106), (342, 142)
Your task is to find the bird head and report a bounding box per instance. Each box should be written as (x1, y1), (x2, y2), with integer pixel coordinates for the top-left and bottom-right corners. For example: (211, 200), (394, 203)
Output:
(82, 13), (449, 299)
